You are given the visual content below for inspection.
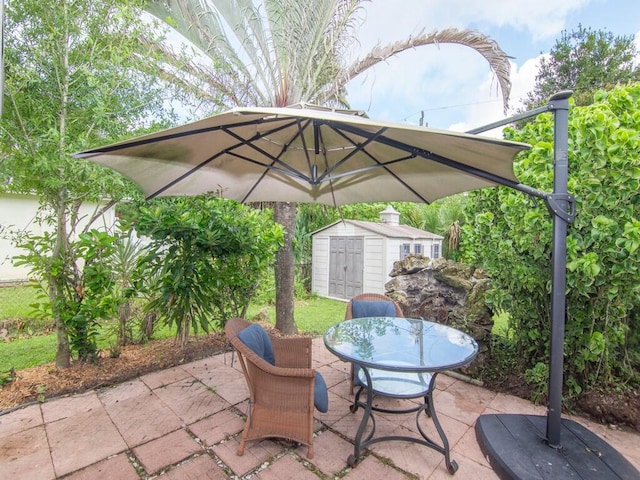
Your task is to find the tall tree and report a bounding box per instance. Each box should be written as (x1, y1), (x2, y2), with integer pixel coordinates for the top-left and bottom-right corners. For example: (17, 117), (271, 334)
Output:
(145, 0), (513, 333)
(524, 24), (640, 109)
(0, 0), (174, 367)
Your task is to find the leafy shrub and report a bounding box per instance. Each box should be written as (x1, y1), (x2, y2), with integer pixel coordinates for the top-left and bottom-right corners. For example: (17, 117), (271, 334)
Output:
(462, 83), (640, 399)
(121, 196), (283, 346)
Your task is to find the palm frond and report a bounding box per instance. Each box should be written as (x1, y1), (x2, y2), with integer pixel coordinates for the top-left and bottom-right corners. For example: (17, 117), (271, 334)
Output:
(334, 27), (512, 112)
(145, 3), (511, 113)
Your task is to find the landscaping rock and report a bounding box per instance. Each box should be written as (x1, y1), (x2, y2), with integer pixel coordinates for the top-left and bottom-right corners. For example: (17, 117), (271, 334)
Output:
(385, 256), (493, 377)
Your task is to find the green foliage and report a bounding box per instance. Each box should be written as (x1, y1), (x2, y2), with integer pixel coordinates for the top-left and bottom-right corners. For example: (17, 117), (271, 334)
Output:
(122, 196), (283, 345)
(14, 230), (120, 361)
(525, 25), (640, 109)
(462, 83), (640, 399)
(524, 362), (550, 403)
(107, 233), (149, 346)
(71, 230), (120, 360)
(0, 0), (178, 367)
(0, 368), (16, 387)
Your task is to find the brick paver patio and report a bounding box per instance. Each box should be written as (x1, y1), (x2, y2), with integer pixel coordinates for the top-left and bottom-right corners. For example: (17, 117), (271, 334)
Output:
(1, 337), (638, 479)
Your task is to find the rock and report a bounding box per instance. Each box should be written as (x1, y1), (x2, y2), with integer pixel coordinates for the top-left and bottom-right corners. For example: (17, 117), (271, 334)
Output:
(389, 254), (431, 277)
(385, 257), (494, 378)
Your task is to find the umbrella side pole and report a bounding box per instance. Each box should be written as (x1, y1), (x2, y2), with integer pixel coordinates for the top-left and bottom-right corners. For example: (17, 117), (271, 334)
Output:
(470, 90), (575, 448)
(546, 91), (573, 448)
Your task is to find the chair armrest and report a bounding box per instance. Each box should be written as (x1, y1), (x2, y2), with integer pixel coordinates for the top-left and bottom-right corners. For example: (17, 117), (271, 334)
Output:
(269, 334), (312, 369)
(231, 337), (315, 378)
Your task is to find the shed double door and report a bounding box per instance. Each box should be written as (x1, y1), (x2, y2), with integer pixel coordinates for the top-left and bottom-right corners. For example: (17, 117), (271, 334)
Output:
(328, 236), (363, 299)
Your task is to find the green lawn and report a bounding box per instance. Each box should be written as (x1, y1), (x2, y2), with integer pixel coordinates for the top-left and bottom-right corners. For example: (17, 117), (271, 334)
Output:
(0, 296), (348, 373)
(0, 284), (44, 322)
(0, 333), (57, 371)
(246, 296), (346, 334)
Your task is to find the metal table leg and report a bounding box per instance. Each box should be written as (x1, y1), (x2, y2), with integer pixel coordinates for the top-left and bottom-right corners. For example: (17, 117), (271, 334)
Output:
(347, 369), (459, 474)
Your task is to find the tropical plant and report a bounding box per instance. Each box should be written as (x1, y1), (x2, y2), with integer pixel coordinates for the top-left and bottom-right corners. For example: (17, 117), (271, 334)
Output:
(108, 232), (148, 346)
(461, 83), (640, 400)
(14, 229), (120, 361)
(524, 25), (640, 110)
(122, 196), (283, 346)
(144, 0), (513, 333)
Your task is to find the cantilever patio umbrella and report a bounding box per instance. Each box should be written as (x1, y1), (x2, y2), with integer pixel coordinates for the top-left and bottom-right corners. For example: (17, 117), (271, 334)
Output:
(75, 98), (637, 479)
(74, 104), (533, 205)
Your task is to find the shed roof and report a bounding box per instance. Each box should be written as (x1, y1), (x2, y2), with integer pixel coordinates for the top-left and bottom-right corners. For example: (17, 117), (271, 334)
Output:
(312, 219), (443, 240)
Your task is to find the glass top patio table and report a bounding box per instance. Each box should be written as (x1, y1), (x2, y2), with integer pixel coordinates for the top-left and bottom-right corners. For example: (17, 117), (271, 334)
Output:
(324, 317), (479, 473)
(323, 316), (478, 377)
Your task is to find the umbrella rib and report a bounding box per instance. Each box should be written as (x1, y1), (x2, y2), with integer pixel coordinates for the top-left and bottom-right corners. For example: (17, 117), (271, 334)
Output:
(239, 119), (318, 203)
(315, 123), (431, 203)
(324, 154), (415, 181)
(226, 150), (310, 181)
(75, 116), (300, 155)
(222, 127), (311, 180)
(329, 121), (524, 191)
(146, 118), (312, 199)
(147, 150), (226, 199)
(314, 124), (386, 184)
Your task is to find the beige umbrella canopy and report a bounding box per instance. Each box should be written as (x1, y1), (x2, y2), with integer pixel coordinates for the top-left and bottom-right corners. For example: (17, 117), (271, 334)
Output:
(74, 105), (531, 205)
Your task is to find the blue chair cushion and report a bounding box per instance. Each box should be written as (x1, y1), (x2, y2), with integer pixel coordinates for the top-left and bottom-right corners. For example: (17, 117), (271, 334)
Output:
(238, 323), (328, 412)
(351, 299), (396, 318)
(314, 372), (329, 413)
(237, 323), (276, 365)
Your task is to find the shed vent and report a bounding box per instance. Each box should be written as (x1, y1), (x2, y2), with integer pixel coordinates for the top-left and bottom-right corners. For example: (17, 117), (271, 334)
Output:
(379, 205), (400, 226)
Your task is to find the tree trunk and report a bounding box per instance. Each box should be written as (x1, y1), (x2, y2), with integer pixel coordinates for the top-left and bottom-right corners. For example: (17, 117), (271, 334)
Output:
(274, 202), (297, 334)
(52, 193), (71, 368)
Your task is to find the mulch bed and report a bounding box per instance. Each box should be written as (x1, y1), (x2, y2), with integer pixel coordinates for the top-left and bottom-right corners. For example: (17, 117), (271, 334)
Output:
(0, 333), (227, 411)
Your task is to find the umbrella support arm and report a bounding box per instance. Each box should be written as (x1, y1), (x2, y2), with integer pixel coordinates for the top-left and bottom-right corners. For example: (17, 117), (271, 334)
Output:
(465, 104), (553, 135)
(466, 91), (575, 209)
(472, 91), (575, 448)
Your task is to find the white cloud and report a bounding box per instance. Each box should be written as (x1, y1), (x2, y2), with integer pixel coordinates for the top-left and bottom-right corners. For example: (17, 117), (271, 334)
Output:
(352, 0), (590, 52)
(345, 0), (599, 131)
(426, 0), (590, 40)
(446, 55), (546, 137)
(346, 41), (509, 126)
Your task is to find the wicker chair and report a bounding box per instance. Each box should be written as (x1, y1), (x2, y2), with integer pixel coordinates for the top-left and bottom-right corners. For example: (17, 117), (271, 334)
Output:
(345, 293), (404, 394)
(225, 318), (324, 459)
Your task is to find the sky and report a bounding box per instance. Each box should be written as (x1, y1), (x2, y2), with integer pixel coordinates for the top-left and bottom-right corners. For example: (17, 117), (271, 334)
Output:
(343, 0), (640, 135)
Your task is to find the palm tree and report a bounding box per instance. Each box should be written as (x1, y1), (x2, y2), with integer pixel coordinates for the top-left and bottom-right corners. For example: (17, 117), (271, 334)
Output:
(145, 0), (513, 334)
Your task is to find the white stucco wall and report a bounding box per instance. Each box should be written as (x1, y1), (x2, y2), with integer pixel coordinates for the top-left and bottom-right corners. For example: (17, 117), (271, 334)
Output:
(0, 193), (117, 281)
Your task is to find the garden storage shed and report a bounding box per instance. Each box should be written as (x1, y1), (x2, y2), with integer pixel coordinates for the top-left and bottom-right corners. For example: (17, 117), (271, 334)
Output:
(311, 206), (443, 300)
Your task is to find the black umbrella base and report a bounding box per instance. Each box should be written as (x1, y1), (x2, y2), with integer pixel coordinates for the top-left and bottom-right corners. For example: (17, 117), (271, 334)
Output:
(475, 414), (640, 479)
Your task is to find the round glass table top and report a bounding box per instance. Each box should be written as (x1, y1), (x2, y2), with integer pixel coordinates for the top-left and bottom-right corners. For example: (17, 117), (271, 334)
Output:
(323, 317), (478, 372)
